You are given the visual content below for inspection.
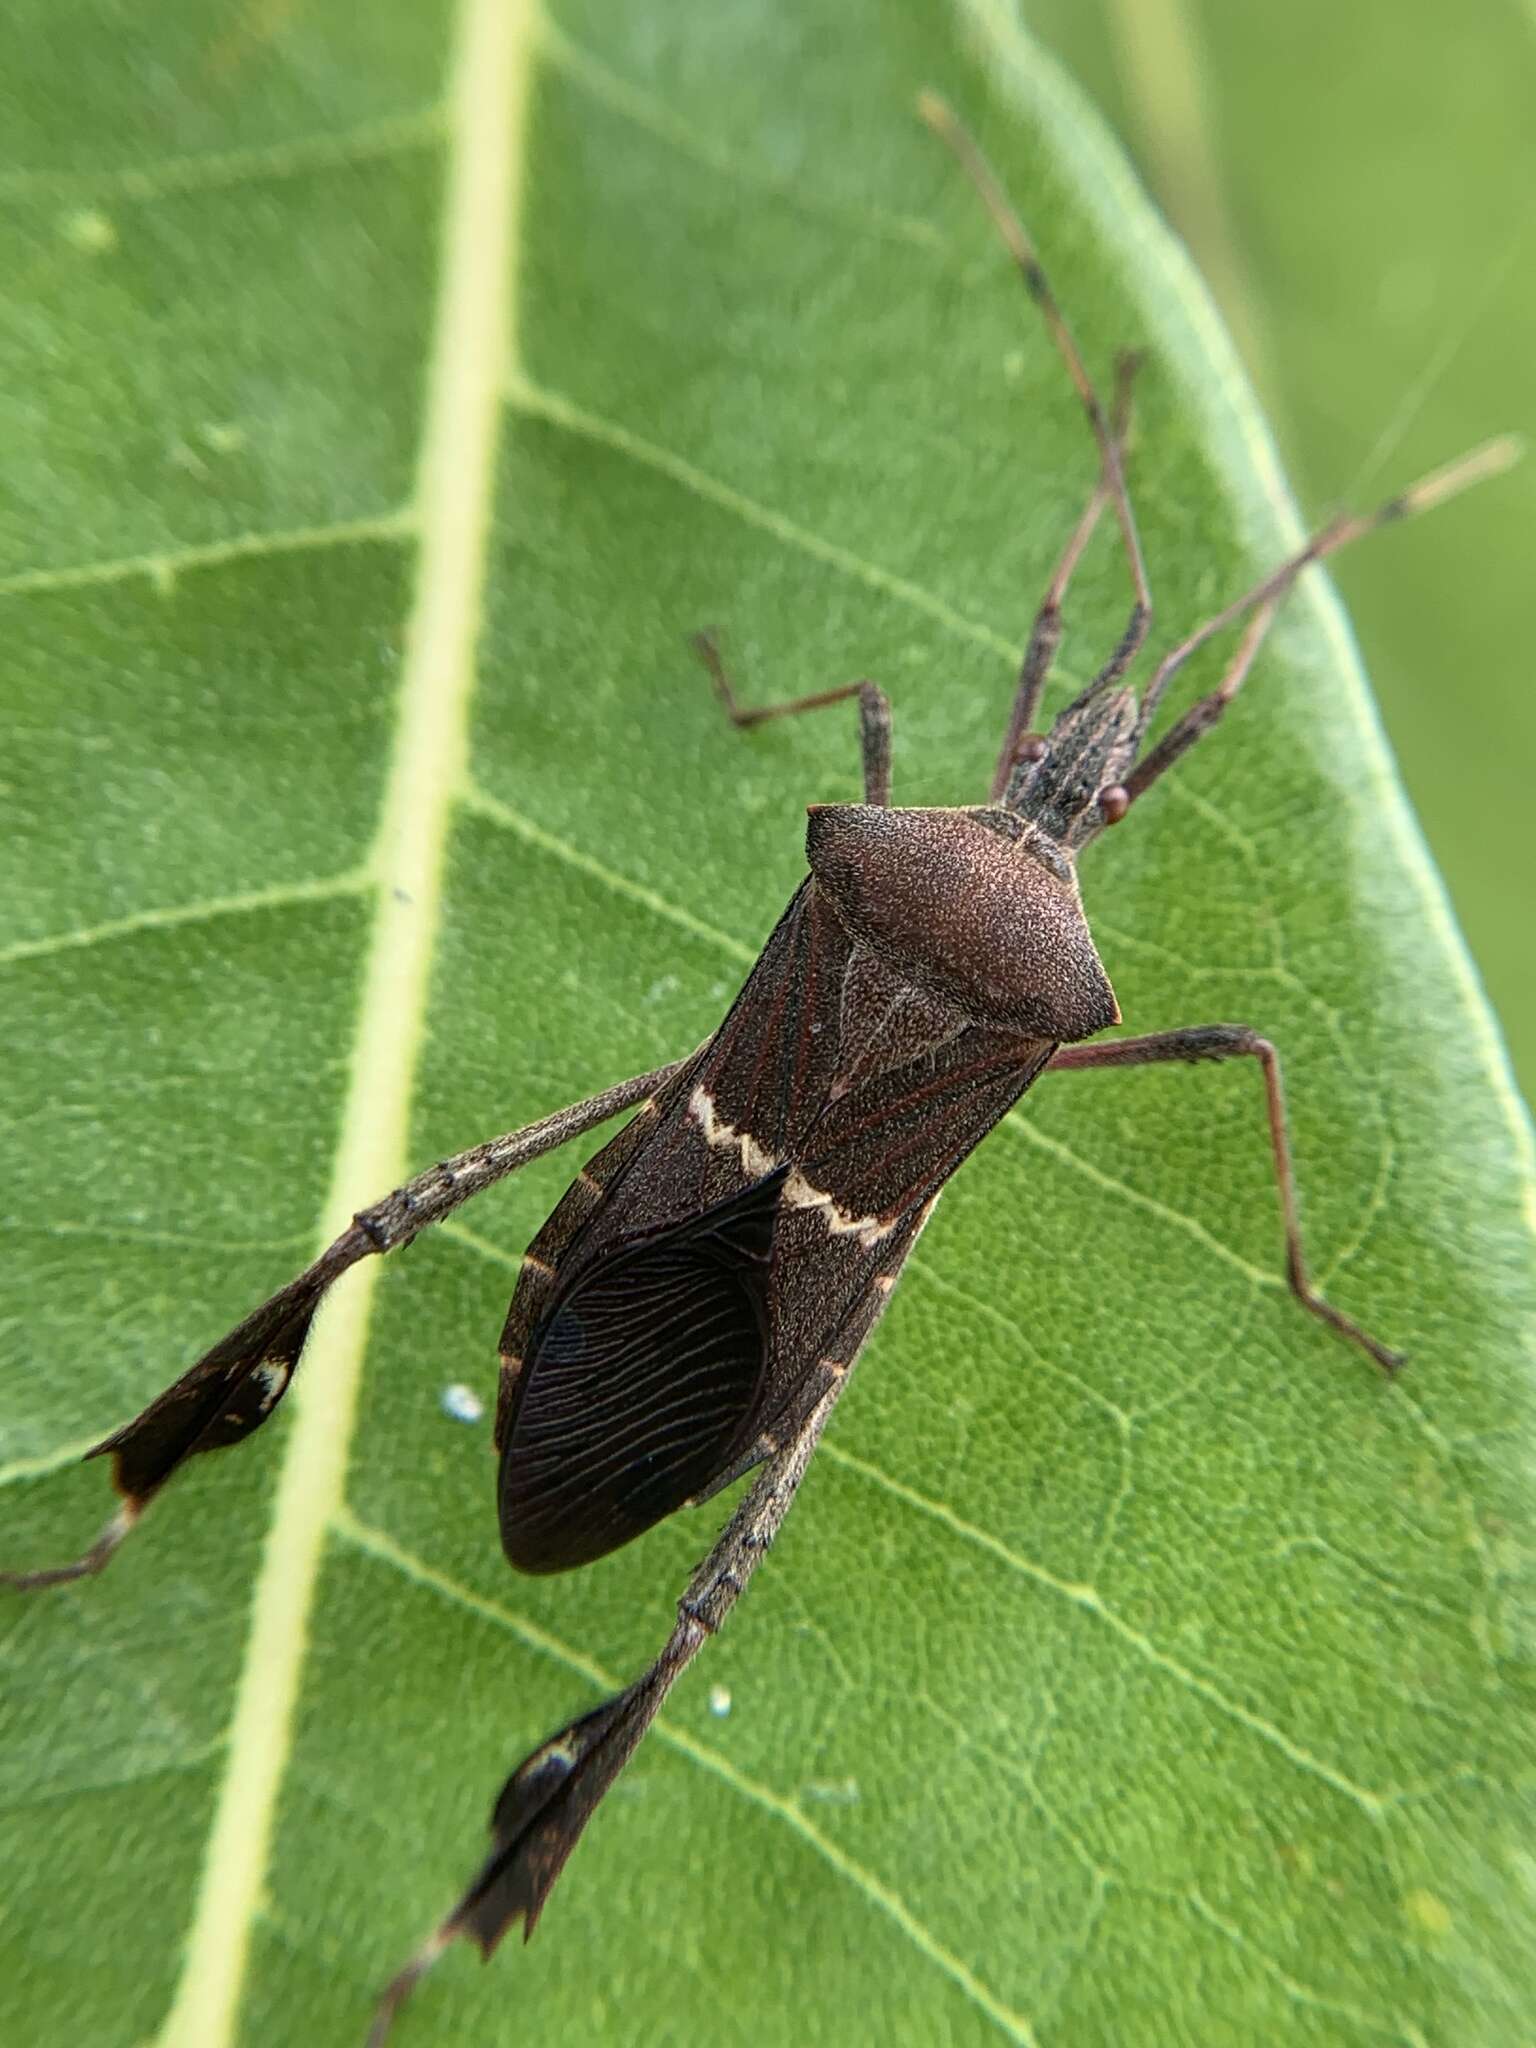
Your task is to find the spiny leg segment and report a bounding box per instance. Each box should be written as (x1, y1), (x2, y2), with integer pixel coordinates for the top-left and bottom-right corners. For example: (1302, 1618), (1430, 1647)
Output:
(1, 1059), (690, 1592)
(367, 1375), (847, 2048)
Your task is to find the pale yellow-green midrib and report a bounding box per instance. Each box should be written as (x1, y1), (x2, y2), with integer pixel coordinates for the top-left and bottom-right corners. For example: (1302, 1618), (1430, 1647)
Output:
(155, 1), (535, 2040)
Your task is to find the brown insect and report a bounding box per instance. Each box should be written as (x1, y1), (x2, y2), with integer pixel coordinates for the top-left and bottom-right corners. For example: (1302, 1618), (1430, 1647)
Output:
(4, 93), (1516, 2045)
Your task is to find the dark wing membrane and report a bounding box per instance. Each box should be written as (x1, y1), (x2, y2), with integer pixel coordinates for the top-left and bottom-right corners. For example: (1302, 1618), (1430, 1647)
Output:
(498, 1170), (785, 1574)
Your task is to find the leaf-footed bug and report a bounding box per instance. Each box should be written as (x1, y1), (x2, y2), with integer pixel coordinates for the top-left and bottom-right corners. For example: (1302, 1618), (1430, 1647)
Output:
(4, 92), (1518, 2045)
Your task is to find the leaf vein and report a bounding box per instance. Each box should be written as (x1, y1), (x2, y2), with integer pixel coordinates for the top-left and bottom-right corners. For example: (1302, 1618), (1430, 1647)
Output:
(0, 1433), (103, 1492)
(1001, 1109), (1276, 1289)
(1183, 1887), (1414, 2041)
(460, 781), (758, 963)
(538, 21), (940, 251)
(332, 1505), (1041, 2048)
(153, 6), (531, 2042)
(0, 107), (444, 207)
(0, 872), (372, 970)
(820, 1440), (1387, 1816)
(0, 510), (413, 602)
(507, 376), (1019, 660)
(905, 1250), (1133, 1429)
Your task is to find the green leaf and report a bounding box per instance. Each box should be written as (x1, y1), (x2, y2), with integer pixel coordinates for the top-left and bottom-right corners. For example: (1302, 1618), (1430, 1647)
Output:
(3, 2), (1532, 2045)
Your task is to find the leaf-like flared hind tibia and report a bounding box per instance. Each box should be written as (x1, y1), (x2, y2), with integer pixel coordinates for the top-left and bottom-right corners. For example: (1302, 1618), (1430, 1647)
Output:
(0, 1268), (327, 1591)
(91, 1270), (325, 1496)
(459, 1686), (647, 1950)
(2, 1061), (686, 1593)
(368, 1687), (649, 2047)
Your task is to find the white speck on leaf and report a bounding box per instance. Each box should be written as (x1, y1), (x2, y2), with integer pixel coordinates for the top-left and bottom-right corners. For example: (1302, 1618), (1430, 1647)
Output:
(440, 1383), (484, 1425)
(802, 1778), (860, 1805)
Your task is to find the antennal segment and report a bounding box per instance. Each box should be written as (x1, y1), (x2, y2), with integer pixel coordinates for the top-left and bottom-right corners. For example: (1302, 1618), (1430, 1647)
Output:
(1121, 435), (1523, 813)
(919, 91), (1153, 694)
(991, 348), (1141, 801)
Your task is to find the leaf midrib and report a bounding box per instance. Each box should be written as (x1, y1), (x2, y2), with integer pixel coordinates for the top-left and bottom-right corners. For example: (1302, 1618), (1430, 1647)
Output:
(153, 3), (533, 2040)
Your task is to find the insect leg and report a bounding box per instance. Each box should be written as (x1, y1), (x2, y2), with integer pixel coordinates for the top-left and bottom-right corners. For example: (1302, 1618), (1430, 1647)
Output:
(1, 1058), (692, 1592)
(1123, 434), (1520, 798)
(991, 348), (1142, 801)
(691, 628), (892, 806)
(367, 1372), (846, 2048)
(1048, 1025), (1402, 1373)
(919, 93), (1153, 694)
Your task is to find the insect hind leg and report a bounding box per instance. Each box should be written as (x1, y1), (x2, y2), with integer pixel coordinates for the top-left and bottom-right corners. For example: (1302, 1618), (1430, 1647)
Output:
(368, 1373), (847, 2046)
(1, 1060), (689, 1593)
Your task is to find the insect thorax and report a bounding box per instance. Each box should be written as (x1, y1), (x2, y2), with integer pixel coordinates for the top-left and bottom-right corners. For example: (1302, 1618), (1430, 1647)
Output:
(806, 802), (1117, 1041)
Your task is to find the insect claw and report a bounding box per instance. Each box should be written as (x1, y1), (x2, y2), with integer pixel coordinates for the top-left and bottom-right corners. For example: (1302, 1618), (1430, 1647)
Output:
(366, 1926), (452, 2048)
(0, 1499), (139, 1592)
(1302, 1292), (1405, 1378)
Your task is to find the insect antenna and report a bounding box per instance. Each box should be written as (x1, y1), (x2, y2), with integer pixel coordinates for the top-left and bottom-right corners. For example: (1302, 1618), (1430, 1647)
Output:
(1115, 434), (1523, 817)
(919, 92), (1153, 702)
(990, 346), (1142, 799)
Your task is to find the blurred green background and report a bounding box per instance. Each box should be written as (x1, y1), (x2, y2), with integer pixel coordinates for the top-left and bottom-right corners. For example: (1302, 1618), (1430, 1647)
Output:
(1025, 0), (1535, 1098)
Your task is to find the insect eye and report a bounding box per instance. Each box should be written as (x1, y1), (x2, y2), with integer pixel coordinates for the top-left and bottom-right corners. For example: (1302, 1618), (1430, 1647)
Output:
(1098, 784), (1131, 825)
(1017, 734), (1048, 764)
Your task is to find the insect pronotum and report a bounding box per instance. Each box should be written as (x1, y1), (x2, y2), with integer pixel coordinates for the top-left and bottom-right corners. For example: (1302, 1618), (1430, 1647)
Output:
(4, 93), (1517, 2046)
